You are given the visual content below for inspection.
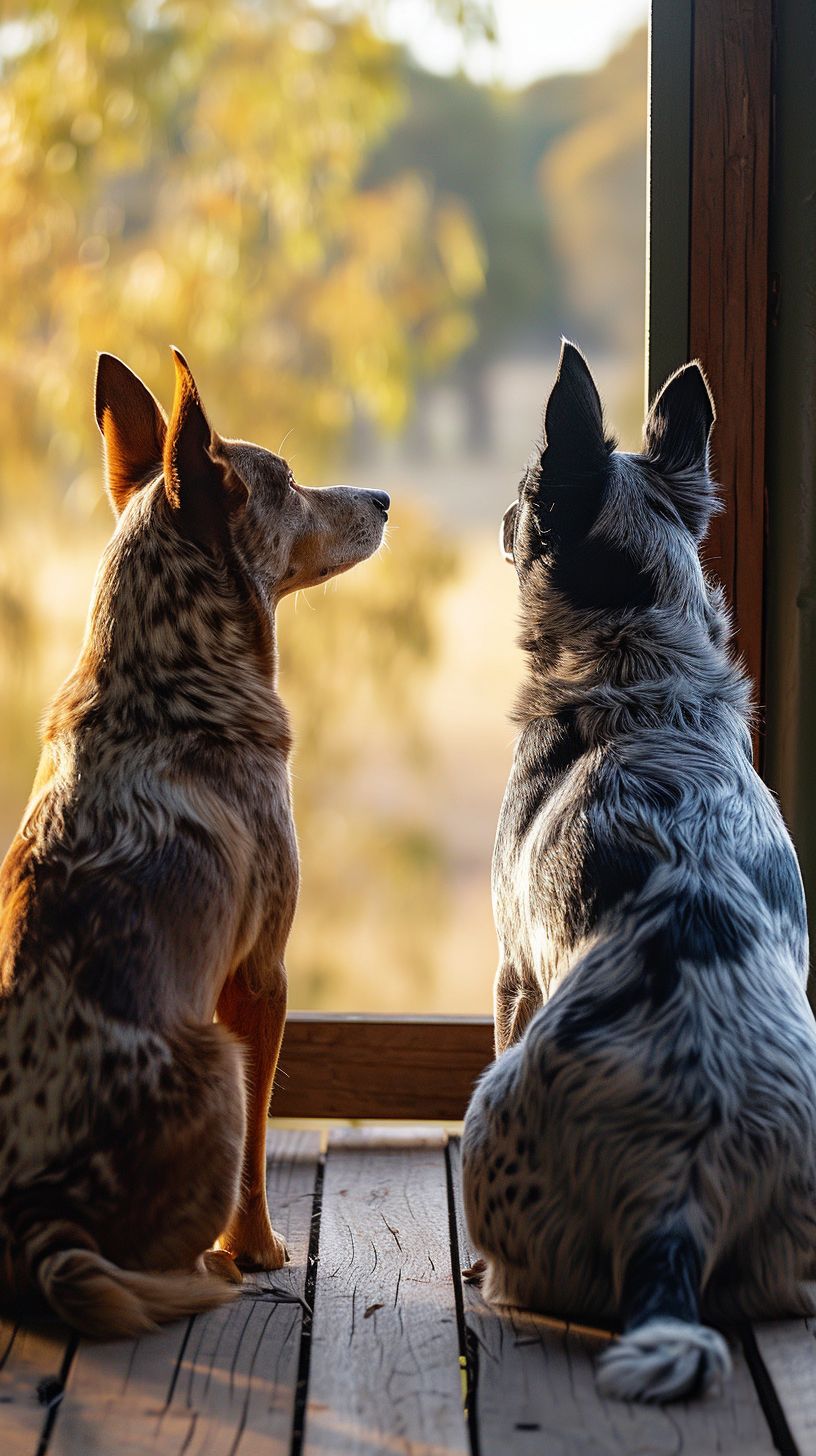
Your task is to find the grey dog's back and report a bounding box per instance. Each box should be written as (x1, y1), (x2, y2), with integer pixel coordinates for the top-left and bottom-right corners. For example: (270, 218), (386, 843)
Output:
(463, 343), (816, 1403)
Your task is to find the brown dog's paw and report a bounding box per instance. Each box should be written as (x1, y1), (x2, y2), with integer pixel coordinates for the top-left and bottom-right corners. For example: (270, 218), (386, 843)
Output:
(462, 1257), (487, 1286)
(201, 1249), (244, 1285)
(219, 1221), (289, 1272)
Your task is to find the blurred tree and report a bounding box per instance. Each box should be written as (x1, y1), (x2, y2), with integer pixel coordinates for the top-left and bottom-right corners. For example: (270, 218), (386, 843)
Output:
(0, 2), (646, 1006)
(367, 28), (647, 452)
(540, 27), (647, 440)
(367, 65), (562, 450)
(0, 0), (480, 1007)
(0, 0), (485, 494)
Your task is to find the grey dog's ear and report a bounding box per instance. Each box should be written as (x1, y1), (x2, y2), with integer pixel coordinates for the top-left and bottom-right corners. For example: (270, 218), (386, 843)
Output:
(500, 500), (517, 563)
(95, 354), (167, 517)
(643, 362), (717, 538)
(537, 340), (611, 485)
(644, 361), (715, 473)
(163, 348), (248, 545)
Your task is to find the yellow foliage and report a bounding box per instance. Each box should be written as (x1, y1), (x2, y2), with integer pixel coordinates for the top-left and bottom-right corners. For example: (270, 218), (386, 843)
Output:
(0, 0), (485, 493)
(0, 0), (485, 1011)
(539, 30), (647, 364)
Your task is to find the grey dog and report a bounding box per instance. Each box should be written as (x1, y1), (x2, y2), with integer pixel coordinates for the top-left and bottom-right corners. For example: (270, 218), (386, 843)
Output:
(462, 341), (815, 1402)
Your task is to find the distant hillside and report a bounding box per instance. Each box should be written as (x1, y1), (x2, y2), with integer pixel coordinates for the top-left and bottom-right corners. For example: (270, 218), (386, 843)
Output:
(538, 29), (647, 367)
(366, 26), (648, 386)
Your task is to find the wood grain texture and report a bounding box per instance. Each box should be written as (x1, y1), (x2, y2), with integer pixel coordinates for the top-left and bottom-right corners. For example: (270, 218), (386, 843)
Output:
(273, 1014), (494, 1121)
(49, 1130), (321, 1456)
(689, 0), (772, 716)
(752, 1320), (816, 1455)
(448, 1140), (776, 1456)
(303, 1130), (468, 1455)
(0, 1320), (72, 1456)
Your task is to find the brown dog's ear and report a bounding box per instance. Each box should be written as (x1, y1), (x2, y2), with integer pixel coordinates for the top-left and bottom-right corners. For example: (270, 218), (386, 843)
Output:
(163, 348), (248, 546)
(95, 354), (167, 516)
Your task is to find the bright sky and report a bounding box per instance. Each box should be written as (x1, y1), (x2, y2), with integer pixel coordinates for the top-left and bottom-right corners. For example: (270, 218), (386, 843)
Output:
(371, 0), (650, 88)
(1, 3), (650, 87)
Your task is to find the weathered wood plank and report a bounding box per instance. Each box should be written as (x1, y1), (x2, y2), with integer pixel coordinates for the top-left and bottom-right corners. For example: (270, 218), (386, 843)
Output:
(273, 1014), (493, 1121)
(328, 1126), (448, 1151)
(689, 0), (772, 720)
(49, 1130), (321, 1456)
(303, 1129), (467, 1455)
(0, 1320), (73, 1456)
(751, 1320), (816, 1455)
(448, 1140), (775, 1456)
(51, 1315), (193, 1456)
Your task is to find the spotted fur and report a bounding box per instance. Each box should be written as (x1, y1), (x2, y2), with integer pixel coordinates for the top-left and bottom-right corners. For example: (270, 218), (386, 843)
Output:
(462, 342), (816, 1402)
(0, 348), (389, 1335)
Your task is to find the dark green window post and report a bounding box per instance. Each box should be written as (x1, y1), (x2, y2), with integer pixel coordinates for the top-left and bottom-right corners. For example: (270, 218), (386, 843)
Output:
(764, 0), (816, 979)
(649, 0), (815, 980)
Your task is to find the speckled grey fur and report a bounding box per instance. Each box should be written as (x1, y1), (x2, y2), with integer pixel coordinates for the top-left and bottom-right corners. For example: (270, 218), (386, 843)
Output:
(462, 342), (816, 1403)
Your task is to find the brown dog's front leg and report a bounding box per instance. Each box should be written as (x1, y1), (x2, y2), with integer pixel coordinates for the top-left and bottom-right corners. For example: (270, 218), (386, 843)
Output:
(216, 966), (288, 1270)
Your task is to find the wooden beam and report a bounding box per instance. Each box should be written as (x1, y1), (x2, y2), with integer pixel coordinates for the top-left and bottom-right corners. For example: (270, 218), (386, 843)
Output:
(688, 0), (773, 716)
(271, 1013), (494, 1121)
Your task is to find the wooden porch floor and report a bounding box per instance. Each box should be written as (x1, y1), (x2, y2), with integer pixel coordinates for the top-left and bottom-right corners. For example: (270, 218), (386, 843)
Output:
(0, 1128), (812, 1455)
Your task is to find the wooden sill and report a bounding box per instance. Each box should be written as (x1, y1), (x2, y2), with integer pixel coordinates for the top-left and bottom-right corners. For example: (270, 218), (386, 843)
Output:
(271, 1012), (495, 1121)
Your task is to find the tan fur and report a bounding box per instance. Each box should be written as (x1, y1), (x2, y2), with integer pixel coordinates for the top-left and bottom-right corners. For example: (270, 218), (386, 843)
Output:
(0, 349), (388, 1333)
(38, 1250), (240, 1338)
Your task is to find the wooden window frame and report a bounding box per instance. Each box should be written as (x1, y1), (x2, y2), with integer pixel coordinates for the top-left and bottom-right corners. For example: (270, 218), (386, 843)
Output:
(276, 0), (778, 1121)
(648, 0), (772, 747)
(274, 1014), (493, 1120)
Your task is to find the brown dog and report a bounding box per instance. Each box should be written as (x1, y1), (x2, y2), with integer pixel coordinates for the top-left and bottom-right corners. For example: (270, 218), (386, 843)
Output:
(0, 349), (389, 1335)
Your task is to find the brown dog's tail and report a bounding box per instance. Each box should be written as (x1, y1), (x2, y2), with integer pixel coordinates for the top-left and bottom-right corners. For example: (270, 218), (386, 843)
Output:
(37, 1246), (239, 1337)
(3, 1220), (240, 1337)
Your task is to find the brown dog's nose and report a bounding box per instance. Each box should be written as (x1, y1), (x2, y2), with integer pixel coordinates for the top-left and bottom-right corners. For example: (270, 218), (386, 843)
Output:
(370, 490), (390, 514)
